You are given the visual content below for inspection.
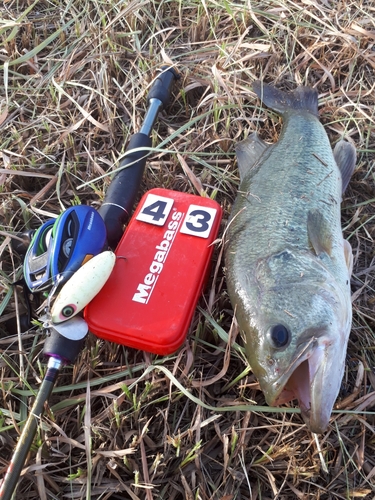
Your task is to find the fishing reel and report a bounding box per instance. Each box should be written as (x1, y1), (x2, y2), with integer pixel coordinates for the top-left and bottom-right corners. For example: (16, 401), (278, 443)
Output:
(23, 205), (107, 293)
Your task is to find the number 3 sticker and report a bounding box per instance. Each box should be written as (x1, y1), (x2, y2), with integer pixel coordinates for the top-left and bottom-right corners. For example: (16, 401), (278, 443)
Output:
(180, 205), (218, 238)
(136, 193), (174, 226)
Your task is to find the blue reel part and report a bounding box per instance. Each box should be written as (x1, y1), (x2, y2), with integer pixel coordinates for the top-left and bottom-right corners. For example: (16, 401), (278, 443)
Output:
(50, 206), (107, 284)
(23, 206), (107, 292)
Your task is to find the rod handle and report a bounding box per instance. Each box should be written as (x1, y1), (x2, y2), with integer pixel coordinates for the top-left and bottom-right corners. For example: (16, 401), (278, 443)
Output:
(98, 132), (152, 249)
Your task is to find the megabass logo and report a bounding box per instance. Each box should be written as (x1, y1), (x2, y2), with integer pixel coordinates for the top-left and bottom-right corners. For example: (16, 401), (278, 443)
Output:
(132, 211), (183, 304)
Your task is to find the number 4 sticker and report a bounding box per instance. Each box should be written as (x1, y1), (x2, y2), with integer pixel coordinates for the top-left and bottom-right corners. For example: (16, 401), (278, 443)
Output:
(180, 205), (218, 238)
(136, 193), (174, 226)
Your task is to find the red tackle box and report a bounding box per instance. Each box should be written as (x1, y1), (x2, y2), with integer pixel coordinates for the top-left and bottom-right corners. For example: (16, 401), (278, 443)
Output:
(85, 188), (222, 354)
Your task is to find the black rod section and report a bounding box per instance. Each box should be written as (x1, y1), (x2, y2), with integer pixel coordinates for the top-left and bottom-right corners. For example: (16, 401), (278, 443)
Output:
(0, 358), (62, 500)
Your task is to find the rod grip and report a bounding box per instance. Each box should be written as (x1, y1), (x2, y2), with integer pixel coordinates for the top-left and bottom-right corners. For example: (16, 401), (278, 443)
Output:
(43, 328), (86, 364)
(98, 132), (152, 249)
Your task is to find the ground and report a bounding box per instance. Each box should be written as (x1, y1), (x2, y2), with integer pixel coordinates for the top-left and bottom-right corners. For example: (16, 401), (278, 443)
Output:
(0, 1), (374, 499)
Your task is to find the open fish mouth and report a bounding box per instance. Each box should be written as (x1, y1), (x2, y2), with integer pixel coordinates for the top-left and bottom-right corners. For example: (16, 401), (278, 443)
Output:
(266, 339), (341, 434)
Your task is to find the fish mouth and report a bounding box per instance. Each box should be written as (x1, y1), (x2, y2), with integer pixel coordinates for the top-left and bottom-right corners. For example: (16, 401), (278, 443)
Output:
(266, 338), (343, 434)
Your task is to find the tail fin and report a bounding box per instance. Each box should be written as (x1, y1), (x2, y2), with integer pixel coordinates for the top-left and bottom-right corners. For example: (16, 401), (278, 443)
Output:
(253, 80), (319, 117)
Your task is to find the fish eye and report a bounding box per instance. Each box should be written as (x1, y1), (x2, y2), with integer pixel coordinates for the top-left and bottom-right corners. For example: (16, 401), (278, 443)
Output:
(268, 324), (290, 349)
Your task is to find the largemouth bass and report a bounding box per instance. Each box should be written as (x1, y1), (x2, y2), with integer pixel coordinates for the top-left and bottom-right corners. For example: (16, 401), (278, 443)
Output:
(225, 81), (356, 433)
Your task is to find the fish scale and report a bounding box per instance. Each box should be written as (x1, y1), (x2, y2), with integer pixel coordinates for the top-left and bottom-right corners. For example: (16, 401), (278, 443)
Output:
(225, 81), (356, 433)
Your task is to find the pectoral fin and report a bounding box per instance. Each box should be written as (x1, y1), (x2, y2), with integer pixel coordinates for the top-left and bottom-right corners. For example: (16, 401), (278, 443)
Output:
(235, 133), (268, 181)
(307, 210), (333, 256)
(343, 239), (353, 276)
(333, 141), (356, 193)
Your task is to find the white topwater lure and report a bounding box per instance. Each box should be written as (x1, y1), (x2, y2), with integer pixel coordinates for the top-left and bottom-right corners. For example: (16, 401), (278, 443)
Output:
(51, 250), (116, 323)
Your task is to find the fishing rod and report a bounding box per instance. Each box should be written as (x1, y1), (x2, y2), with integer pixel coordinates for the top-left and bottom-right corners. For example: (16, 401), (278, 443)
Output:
(0, 65), (180, 498)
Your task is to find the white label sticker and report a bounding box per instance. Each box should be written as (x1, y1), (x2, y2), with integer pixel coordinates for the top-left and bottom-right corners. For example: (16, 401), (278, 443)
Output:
(180, 205), (217, 238)
(136, 193), (174, 226)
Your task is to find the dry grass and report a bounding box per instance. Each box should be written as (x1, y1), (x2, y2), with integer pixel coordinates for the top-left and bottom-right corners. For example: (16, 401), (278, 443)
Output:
(1, 0), (375, 499)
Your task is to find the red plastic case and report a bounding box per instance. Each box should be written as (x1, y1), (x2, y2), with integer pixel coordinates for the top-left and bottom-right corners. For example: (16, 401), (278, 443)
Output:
(85, 188), (222, 355)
